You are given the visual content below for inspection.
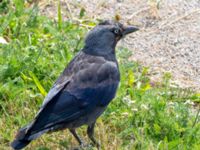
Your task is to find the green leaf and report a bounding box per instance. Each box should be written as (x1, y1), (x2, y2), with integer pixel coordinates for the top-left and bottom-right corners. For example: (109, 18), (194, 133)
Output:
(154, 123), (161, 134)
(168, 139), (182, 149)
(128, 70), (135, 87)
(20, 72), (32, 82)
(141, 83), (151, 92)
(29, 71), (47, 96)
(79, 8), (85, 18)
(13, 0), (24, 16)
(142, 67), (149, 76)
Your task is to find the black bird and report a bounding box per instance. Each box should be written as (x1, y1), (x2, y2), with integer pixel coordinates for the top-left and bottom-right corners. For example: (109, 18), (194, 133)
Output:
(11, 20), (138, 149)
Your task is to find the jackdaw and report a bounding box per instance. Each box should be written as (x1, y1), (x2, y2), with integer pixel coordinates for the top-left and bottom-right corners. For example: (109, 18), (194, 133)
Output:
(11, 20), (138, 149)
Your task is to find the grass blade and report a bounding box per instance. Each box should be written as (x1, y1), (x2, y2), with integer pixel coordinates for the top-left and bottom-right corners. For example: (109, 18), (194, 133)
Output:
(29, 71), (47, 96)
(57, 0), (62, 30)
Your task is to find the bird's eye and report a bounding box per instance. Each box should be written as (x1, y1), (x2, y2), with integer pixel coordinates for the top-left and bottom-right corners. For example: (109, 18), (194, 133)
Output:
(114, 29), (119, 34)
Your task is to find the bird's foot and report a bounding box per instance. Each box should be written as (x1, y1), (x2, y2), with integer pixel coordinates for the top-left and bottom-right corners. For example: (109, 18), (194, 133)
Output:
(90, 141), (100, 150)
(72, 142), (100, 150)
(80, 142), (87, 148)
(72, 143), (90, 150)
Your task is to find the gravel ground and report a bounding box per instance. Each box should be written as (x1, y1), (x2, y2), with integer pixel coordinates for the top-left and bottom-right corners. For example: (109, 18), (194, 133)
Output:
(39, 0), (200, 90)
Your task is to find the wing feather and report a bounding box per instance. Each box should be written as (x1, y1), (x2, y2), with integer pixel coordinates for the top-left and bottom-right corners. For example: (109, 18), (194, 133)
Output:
(26, 52), (119, 137)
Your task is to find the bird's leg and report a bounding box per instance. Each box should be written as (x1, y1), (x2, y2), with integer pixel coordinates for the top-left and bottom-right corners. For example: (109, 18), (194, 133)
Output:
(87, 122), (100, 148)
(69, 129), (83, 146)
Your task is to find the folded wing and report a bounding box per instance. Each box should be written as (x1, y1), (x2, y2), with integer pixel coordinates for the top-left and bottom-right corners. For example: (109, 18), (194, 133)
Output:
(25, 52), (120, 139)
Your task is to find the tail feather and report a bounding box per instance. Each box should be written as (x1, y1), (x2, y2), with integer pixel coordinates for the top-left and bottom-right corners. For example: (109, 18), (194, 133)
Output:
(11, 126), (31, 150)
(11, 139), (30, 150)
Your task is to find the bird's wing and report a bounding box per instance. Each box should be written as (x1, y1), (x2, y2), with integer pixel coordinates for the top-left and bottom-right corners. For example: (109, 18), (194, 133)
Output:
(41, 52), (84, 107)
(42, 76), (70, 107)
(26, 53), (119, 138)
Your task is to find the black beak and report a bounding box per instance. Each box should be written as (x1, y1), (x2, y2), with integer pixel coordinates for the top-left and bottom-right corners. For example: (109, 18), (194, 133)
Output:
(123, 26), (139, 36)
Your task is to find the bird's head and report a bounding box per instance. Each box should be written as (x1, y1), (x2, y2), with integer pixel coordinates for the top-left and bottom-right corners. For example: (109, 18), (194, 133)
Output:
(83, 20), (139, 56)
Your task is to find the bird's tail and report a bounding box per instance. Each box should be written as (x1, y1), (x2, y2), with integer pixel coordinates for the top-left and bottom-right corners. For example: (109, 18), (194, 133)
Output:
(10, 126), (31, 150)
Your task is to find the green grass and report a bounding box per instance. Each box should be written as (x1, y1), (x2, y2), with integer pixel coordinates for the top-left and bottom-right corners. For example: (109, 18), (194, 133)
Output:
(0, 1), (200, 150)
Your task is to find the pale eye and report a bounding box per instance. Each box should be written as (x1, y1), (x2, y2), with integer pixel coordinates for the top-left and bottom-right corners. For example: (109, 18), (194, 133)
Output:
(114, 29), (119, 34)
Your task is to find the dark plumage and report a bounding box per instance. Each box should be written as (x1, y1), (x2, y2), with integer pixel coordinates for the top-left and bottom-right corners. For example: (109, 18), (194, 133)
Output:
(11, 20), (139, 149)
